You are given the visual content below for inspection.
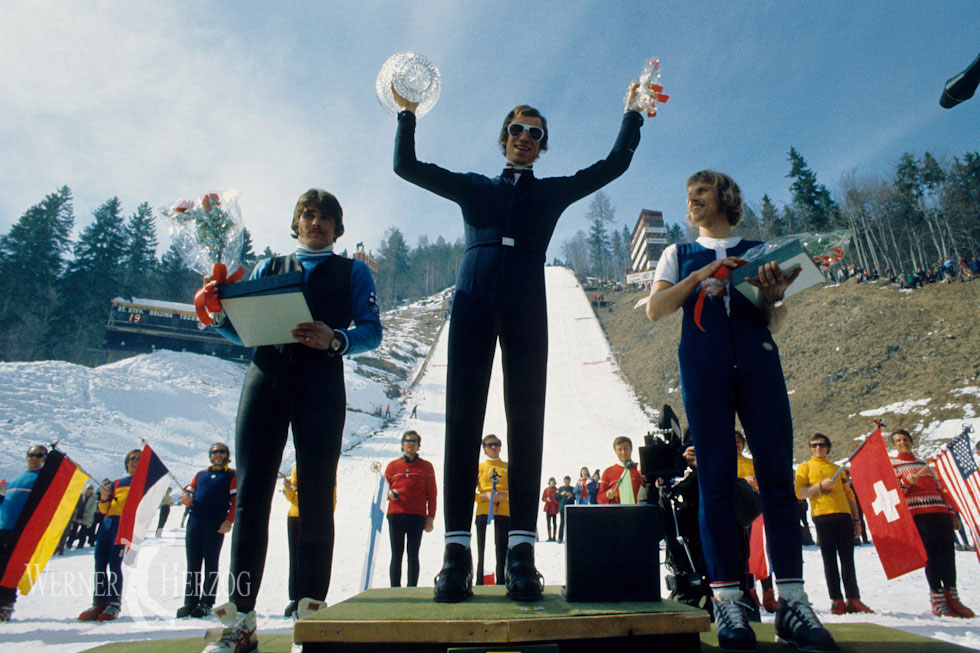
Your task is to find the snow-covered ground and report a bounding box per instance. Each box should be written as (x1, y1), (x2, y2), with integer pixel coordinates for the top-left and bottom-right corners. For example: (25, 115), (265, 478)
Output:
(2, 266), (979, 651)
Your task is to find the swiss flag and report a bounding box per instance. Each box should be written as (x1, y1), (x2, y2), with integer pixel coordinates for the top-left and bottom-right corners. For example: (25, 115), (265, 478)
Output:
(849, 428), (927, 579)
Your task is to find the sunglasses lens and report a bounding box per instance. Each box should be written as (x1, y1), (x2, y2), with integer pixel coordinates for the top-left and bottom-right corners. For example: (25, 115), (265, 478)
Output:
(508, 123), (543, 142)
(211, 449), (228, 455)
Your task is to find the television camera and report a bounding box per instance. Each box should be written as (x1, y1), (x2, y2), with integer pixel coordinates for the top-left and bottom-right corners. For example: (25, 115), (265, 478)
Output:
(637, 404), (708, 608)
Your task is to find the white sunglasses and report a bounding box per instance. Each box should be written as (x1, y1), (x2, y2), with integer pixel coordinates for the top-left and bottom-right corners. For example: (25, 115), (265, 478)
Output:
(507, 122), (544, 141)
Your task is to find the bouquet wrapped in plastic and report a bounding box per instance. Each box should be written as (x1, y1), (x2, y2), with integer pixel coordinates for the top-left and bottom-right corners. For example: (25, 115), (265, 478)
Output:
(625, 57), (670, 117)
(160, 190), (246, 324)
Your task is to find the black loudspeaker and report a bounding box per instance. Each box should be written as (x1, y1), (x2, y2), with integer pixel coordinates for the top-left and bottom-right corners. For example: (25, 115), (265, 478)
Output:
(562, 504), (662, 602)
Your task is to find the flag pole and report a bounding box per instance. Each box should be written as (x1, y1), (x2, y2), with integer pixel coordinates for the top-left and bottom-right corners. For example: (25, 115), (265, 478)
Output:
(137, 437), (189, 491)
(47, 441), (96, 481)
(829, 420), (884, 483)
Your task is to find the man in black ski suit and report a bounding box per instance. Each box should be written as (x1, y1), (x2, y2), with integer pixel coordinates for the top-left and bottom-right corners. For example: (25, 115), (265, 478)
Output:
(392, 83), (645, 602)
(202, 189), (382, 650)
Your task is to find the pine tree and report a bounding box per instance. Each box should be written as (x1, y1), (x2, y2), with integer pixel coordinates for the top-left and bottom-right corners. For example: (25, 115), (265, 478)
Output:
(734, 204), (764, 240)
(609, 226), (633, 280)
(121, 202), (158, 299)
(49, 197), (128, 361)
(609, 229), (624, 278)
(621, 224), (633, 270)
(665, 223), (686, 245)
(376, 227), (411, 304)
(240, 227), (257, 264)
(586, 218), (611, 280)
(260, 246), (278, 260)
(156, 244), (202, 303)
(0, 186), (74, 360)
(585, 191), (616, 280)
(787, 147), (837, 231)
(759, 194), (783, 238)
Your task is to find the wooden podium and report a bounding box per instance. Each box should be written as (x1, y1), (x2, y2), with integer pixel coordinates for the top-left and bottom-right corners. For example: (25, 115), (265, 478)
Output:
(293, 585), (708, 652)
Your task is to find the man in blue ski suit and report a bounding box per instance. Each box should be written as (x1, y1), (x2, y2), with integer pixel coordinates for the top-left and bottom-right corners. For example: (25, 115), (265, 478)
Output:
(646, 170), (838, 653)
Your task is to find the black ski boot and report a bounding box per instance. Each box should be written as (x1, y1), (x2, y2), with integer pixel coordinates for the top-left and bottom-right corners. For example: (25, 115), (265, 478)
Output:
(504, 543), (544, 601)
(433, 543), (473, 603)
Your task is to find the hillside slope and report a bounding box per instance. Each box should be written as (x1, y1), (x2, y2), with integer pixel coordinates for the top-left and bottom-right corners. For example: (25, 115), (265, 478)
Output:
(594, 278), (980, 460)
(0, 289), (451, 483)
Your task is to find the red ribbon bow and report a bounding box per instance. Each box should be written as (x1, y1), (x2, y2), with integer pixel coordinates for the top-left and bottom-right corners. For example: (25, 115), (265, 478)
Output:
(646, 83), (670, 117)
(692, 260), (745, 332)
(193, 262), (244, 326)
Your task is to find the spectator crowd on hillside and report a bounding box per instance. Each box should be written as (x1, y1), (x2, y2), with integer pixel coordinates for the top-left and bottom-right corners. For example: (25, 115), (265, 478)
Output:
(830, 255), (979, 288)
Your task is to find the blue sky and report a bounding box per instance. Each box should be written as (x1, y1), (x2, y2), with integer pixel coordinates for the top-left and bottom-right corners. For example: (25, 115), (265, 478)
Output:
(1, 1), (977, 265)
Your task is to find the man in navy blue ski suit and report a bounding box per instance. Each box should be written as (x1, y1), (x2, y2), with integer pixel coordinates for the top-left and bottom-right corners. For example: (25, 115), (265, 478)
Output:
(392, 84), (644, 602)
(646, 170), (838, 653)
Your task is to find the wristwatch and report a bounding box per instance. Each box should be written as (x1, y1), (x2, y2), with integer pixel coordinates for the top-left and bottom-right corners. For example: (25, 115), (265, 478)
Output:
(766, 298), (785, 309)
(329, 336), (343, 352)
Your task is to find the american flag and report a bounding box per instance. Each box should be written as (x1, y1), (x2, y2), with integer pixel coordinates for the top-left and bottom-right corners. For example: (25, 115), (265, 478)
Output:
(932, 428), (980, 565)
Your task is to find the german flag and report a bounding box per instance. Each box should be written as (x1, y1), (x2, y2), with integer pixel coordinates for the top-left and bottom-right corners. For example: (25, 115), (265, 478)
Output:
(0, 449), (89, 594)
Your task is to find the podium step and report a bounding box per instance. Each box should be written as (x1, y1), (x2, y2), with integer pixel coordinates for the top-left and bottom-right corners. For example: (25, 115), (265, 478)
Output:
(294, 585), (706, 652)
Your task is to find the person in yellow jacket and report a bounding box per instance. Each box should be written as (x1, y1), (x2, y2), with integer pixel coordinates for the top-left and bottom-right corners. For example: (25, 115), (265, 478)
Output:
(474, 435), (509, 585)
(795, 433), (873, 615)
(281, 466), (336, 617)
(735, 431), (757, 491)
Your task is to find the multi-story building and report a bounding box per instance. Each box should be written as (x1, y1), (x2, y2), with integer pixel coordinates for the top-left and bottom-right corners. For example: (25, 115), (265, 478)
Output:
(629, 209), (668, 275)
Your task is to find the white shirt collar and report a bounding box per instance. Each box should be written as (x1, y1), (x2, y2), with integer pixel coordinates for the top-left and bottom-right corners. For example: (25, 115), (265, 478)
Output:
(696, 235), (741, 250)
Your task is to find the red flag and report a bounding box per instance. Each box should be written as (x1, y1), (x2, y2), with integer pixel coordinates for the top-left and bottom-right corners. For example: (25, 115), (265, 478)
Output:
(849, 428), (927, 579)
(748, 514), (770, 580)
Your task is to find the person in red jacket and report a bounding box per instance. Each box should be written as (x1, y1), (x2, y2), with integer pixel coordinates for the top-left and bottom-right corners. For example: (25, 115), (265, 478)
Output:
(384, 430), (437, 587)
(541, 478), (559, 541)
(598, 437), (643, 504)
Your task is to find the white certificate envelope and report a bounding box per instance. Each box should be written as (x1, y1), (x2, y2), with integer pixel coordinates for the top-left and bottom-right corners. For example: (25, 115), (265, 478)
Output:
(218, 271), (314, 347)
(729, 239), (826, 309)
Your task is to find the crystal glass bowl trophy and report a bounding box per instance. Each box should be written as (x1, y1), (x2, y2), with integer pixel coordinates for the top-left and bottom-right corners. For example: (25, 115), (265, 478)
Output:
(376, 51), (441, 118)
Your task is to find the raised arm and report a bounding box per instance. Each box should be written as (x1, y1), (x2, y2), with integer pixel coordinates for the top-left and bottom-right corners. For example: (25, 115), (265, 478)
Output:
(560, 110), (643, 206)
(392, 105), (470, 204)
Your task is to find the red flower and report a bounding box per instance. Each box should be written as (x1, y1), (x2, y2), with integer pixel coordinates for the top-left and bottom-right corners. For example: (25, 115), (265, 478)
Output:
(202, 193), (221, 211)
